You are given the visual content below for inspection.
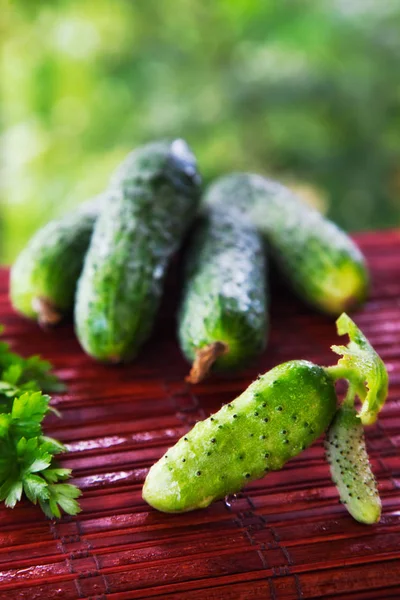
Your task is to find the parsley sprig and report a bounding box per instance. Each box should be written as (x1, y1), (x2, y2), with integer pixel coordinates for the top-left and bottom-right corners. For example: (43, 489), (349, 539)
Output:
(0, 327), (81, 518)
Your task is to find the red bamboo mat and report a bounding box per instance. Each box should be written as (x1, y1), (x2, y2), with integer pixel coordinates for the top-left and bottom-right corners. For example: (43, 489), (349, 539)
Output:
(0, 230), (400, 600)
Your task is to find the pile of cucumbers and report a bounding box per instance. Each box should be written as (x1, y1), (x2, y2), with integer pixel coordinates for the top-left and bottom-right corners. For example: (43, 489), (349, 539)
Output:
(10, 138), (369, 380)
(10, 138), (388, 525)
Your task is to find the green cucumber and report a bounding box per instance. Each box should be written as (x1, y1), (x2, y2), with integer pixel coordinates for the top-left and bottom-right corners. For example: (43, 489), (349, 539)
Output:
(143, 360), (337, 513)
(204, 174), (369, 315)
(10, 195), (104, 326)
(143, 313), (388, 515)
(325, 406), (381, 524)
(178, 206), (268, 383)
(75, 139), (201, 363)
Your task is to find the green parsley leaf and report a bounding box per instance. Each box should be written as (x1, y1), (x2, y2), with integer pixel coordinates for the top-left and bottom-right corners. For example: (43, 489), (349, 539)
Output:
(11, 391), (50, 422)
(0, 335), (65, 393)
(40, 436), (67, 455)
(42, 467), (72, 483)
(41, 483), (82, 518)
(0, 324), (80, 518)
(2, 364), (23, 386)
(0, 414), (11, 437)
(18, 356), (66, 393)
(0, 478), (23, 508)
(23, 474), (50, 504)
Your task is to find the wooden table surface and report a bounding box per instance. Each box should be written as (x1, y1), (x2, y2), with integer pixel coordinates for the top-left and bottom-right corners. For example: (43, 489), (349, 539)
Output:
(0, 230), (400, 600)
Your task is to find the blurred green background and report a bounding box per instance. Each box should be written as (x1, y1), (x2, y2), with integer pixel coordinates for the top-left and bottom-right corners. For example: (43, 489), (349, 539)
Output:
(2, 0), (400, 262)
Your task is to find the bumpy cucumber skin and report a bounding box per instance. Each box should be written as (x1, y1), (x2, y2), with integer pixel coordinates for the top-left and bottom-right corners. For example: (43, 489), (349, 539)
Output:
(143, 360), (337, 513)
(204, 174), (369, 316)
(178, 206), (268, 373)
(10, 196), (103, 321)
(325, 406), (381, 524)
(75, 140), (201, 363)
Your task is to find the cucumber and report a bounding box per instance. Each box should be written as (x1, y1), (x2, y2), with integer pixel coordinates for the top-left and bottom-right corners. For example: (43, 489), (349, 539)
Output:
(178, 206), (268, 383)
(325, 406), (381, 524)
(144, 312), (388, 515)
(10, 195), (104, 326)
(204, 174), (369, 315)
(75, 139), (201, 363)
(143, 360), (337, 513)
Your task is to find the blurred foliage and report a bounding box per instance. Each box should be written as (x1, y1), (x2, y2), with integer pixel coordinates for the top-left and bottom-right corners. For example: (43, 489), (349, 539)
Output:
(1, 0), (400, 262)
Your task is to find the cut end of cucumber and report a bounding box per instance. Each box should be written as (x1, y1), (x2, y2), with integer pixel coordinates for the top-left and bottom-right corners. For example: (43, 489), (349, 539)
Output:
(32, 297), (63, 328)
(317, 262), (368, 315)
(186, 341), (229, 384)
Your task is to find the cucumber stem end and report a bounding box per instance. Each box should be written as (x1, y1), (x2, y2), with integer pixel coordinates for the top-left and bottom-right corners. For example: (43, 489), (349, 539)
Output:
(186, 341), (228, 384)
(32, 297), (63, 328)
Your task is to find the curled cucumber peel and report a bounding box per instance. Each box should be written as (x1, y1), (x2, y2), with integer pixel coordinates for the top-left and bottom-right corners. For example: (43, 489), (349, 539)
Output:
(325, 313), (388, 426)
(325, 405), (381, 524)
(324, 313), (388, 524)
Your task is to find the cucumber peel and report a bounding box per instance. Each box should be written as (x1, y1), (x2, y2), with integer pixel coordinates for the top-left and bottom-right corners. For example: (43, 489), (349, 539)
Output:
(325, 313), (388, 425)
(324, 313), (388, 524)
(325, 405), (381, 524)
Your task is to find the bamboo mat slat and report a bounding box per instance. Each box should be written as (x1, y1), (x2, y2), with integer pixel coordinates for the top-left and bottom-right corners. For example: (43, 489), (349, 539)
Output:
(0, 230), (399, 600)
